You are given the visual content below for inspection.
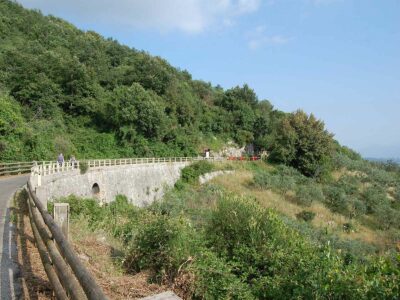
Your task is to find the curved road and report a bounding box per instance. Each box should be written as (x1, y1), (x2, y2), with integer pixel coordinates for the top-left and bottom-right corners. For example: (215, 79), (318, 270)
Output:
(0, 175), (29, 299)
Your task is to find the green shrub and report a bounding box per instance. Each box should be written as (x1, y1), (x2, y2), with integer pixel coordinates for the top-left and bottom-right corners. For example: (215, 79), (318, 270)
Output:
(253, 170), (273, 189)
(275, 175), (296, 195)
(206, 195), (271, 257)
(79, 161), (89, 174)
(335, 175), (360, 196)
(176, 161), (214, 189)
(348, 197), (367, 219)
(295, 185), (314, 206)
(362, 186), (389, 214)
(295, 184), (324, 206)
(296, 210), (316, 222)
(367, 168), (396, 186)
(124, 213), (200, 282)
(190, 250), (254, 299)
(323, 186), (348, 213)
(374, 205), (400, 230)
(106, 195), (142, 242)
(253, 170), (296, 195)
(275, 164), (304, 180)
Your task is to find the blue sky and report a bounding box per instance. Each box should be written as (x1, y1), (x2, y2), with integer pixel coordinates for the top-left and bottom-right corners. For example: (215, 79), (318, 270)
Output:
(18, 0), (400, 158)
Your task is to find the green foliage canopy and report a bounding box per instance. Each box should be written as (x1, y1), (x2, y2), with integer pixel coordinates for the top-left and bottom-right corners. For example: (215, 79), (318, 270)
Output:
(270, 110), (335, 177)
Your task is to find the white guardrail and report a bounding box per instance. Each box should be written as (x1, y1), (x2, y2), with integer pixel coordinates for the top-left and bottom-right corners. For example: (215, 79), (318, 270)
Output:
(29, 156), (224, 177)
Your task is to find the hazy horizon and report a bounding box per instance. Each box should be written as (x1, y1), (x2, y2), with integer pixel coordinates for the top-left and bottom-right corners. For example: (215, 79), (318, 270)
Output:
(18, 0), (400, 158)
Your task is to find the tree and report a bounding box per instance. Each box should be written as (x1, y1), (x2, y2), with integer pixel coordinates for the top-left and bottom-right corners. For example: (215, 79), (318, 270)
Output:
(270, 110), (334, 177)
(107, 83), (167, 142)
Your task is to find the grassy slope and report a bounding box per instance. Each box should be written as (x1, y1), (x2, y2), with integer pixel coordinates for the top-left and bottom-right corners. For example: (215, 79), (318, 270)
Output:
(212, 166), (391, 251)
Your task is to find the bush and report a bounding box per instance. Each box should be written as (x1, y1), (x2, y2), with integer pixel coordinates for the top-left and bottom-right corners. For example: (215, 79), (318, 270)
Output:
(253, 170), (273, 189)
(79, 161), (89, 174)
(348, 197), (367, 219)
(206, 195), (269, 256)
(253, 170), (296, 195)
(367, 168), (396, 186)
(374, 205), (400, 230)
(335, 175), (360, 196)
(295, 184), (324, 206)
(124, 213), (200, 282)
(190, 251), (254, 299)
(48, 195), (108, 231)
(323, 186), (348, 214)
(176, 161), (214, 188)
(275, 175), (296, 195)
(275, 164), (305, 181)
(295, 185), (314, 206)
(296, 210), (316, 222)
(269, 110), (334, 178)
(362, 186), (389, 214)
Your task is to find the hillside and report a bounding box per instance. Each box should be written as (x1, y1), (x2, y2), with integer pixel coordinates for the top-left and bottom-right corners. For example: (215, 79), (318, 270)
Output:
(1, 0), (340, 179)
(0, 0), (282, 161)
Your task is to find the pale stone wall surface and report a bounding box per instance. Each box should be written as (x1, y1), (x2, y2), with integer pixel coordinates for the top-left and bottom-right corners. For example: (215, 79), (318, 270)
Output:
(32, 162), (190, 207)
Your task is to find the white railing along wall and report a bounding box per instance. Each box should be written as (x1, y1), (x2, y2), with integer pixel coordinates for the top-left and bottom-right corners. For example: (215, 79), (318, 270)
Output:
(30, 156), (224, 177)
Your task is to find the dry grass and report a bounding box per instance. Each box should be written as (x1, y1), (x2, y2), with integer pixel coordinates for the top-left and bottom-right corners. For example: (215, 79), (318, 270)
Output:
(213, 170), (392, 251)
(13, 189), (54, 299)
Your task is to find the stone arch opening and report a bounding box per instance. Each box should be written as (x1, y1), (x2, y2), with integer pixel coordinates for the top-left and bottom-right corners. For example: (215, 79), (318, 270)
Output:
(92, 183), (100, 196)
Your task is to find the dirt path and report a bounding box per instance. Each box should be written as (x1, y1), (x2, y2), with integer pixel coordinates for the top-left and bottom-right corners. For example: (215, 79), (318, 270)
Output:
(0, 175), (29, 299)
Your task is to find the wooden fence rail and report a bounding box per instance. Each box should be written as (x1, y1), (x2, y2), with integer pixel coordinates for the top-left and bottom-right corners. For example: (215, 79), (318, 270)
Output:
(27, 181), (108, 300)
(0, 161), (54, 176)
(0, 161), (35, 176)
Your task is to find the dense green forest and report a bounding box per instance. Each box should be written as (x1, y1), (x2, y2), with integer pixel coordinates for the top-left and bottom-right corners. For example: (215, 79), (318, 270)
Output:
(1, 0), (339, 179)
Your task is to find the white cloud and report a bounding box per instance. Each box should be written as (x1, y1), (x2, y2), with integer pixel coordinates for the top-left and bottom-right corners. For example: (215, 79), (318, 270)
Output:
(247, 25), (291, 49)
(18, 0), (261, 34)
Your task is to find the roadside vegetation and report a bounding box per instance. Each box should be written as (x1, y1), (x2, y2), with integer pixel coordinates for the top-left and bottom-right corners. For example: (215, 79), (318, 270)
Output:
(50, 161), (400, 299)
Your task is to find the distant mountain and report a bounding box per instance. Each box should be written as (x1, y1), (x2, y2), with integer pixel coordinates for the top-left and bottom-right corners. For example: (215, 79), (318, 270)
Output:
(366, 157), (400, 164)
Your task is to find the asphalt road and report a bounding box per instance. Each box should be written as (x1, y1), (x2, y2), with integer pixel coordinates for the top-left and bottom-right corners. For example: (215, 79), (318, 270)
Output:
(0, 175), (29, 300)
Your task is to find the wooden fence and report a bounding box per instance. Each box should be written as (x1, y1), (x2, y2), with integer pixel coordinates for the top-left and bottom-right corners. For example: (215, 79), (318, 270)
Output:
(27, 181), (108, 300)
(0, 161), (35, 176)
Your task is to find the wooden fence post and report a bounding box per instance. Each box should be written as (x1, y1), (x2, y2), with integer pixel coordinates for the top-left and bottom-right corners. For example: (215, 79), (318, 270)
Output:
(54, 203), (70, 240)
